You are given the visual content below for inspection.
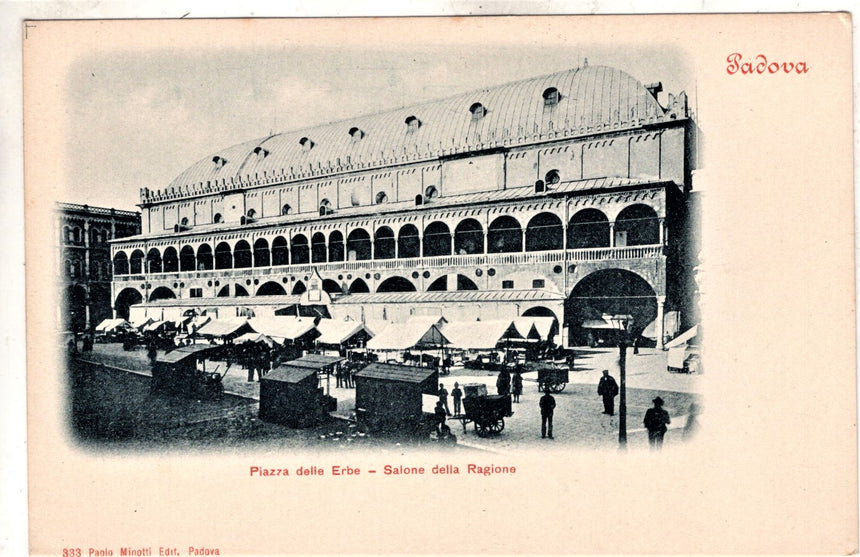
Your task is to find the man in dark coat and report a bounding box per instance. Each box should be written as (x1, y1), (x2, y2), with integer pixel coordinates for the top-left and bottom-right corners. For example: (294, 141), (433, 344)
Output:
(597, 369), (619, 416)
(539, 389), (556, 439)
(496, 368), (511, 397)
(438, 382), (451, 416)
(644, 396), (671, 449)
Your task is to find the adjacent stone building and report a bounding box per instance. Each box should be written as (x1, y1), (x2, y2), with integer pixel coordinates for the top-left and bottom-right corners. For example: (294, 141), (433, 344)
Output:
(110, 64), (699, 346)
(57, 202), (141, 331)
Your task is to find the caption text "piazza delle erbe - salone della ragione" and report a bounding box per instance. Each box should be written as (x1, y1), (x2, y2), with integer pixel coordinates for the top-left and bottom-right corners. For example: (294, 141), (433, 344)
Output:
(249, 463), (517, 477)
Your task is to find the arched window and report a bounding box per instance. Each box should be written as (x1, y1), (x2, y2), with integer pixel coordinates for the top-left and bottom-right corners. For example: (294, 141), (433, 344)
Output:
(146, 248), (162, 273)
(568, 209), (610, 249)
(162, 247), (179, 273)
(253, 238), (270, 267)
(214, 242), (232, 269)
(374, 227), (395, 260)
(179, 246), (196, 271)
(488, 216), (522, 253)
(349, 127), (364, 142)
(246, 209), (256, 219)
(405, 115), (421, 132)
(454, 219), (484, 255)
(545, 169), (560, 185)
(526, 212), (564, 252)
(180, 217), (189, 226)
(319, 199), (332, 216)
(290, 235), (309, 264)
(469, 102), (486, 120)
(271, 236), (289, 266)
(213, 213), (223, 224)
(113, 252), (129, 275)
(375, 191), (388, 204)
(397, 225), (420, 259)
(423, 221), (451, 257)
(196, 244), (214, 270)
(328, 231), (344, 262)
(233, 240), (252, 268)
(615, 204), (660, 246)
(129, 250), (144, 275)
(282, 204), (292, 216)
(311, 232), (327, 263)
(425, 185), (439, 200)
(542, 87), (561, 106)
(346, 228), (372, 261)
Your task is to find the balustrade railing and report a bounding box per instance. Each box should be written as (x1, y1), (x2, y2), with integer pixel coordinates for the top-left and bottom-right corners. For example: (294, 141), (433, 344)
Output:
(114, 245), (663, 283)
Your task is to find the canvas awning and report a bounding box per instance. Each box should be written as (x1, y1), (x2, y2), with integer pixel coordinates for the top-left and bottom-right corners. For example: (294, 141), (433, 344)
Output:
(234, 332), (275, 347)
(509, 318), (542, 341)
(130, 317), (154, 330)
(248, 316), (318, 343)
(156, 344), (215, 364)
(664, 325), (700, 349)
(365, 317), (450, 350)
(442, 319), (517, 350)
(315, 319), (372, 345)
(641, 311), (680, 340)
(143, 320), (168, 332)
(196, 318), (251, 338)
(517, 316), (557, 341)
(95, 318), (128, 332)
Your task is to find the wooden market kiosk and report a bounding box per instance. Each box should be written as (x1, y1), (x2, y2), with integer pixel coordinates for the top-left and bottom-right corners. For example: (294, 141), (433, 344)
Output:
(354, 363), (438, 433)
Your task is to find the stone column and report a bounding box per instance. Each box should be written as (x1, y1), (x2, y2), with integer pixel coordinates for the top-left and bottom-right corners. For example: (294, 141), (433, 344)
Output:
(656, 295), (666, 350)
(658, 218), (665, 245)
(521, 228), (527, 252)
(609, 222), (616, 248)
(450, 232), (456, 255)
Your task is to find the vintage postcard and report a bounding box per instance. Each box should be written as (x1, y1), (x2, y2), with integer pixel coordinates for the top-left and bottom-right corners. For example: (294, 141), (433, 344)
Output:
(22, 14), (855, 555)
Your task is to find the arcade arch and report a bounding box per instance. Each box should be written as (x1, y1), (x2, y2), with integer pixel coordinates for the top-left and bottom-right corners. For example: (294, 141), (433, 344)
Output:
(488, 216), (522, 253)
(377, 276), (417, 293)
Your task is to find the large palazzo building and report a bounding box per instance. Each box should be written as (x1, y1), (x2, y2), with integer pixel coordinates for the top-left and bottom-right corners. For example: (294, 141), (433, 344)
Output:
(109, 64), (699, 347)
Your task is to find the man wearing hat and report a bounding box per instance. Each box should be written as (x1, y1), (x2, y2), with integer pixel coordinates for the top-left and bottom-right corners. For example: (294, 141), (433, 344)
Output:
(539, 388), (556, 439)
(643, 397), (671, 449)
(597, 369), (619, 416)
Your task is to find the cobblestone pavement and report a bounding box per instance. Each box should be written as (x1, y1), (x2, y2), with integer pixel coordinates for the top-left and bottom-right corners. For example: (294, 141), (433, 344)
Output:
(82, 343), (702, 452)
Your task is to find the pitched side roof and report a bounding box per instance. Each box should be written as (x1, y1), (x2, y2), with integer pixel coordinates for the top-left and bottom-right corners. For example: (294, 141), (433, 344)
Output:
(355, 363), (437, 384)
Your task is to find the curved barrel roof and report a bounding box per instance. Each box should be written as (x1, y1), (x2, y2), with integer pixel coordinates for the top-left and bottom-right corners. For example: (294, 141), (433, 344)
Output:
(159, 65), (667, 200)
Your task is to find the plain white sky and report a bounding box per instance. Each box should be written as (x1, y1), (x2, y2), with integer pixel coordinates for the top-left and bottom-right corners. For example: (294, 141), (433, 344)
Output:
(64, 41), (693, 211)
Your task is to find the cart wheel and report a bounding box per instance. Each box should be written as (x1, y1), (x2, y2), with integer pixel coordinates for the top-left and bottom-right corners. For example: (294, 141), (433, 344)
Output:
(477, 421), (490, 437)
(551, 383), (566, 393)
(488, 418), (505, 434)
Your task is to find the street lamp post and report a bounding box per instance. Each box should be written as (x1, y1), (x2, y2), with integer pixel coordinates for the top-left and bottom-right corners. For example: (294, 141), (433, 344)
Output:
(611, 315), (629, 447)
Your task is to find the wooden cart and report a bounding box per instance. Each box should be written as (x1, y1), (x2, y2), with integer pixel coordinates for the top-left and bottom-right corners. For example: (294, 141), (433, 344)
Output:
(456, 383), (513, 437)
(537, 367), (569, 393)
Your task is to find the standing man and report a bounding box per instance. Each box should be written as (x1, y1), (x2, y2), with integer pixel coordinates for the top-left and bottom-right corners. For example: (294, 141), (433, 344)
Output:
(451, 382), (463, 416)
(438, 382), (452, 416)
(539, 388), (556, 439)
(644, 397), (671, 449)
(511, 371), (523, 403)
(597, 369), (619, 416)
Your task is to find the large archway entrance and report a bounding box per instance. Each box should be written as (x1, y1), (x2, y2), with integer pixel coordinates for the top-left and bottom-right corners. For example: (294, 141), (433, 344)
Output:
(149, 286), (177, 302)
(114, 287), (143, 321)
(566, 269), (657, 346)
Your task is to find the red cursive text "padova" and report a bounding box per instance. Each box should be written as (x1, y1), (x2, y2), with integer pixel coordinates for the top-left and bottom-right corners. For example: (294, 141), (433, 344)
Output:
(726, 53), (809, 75)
